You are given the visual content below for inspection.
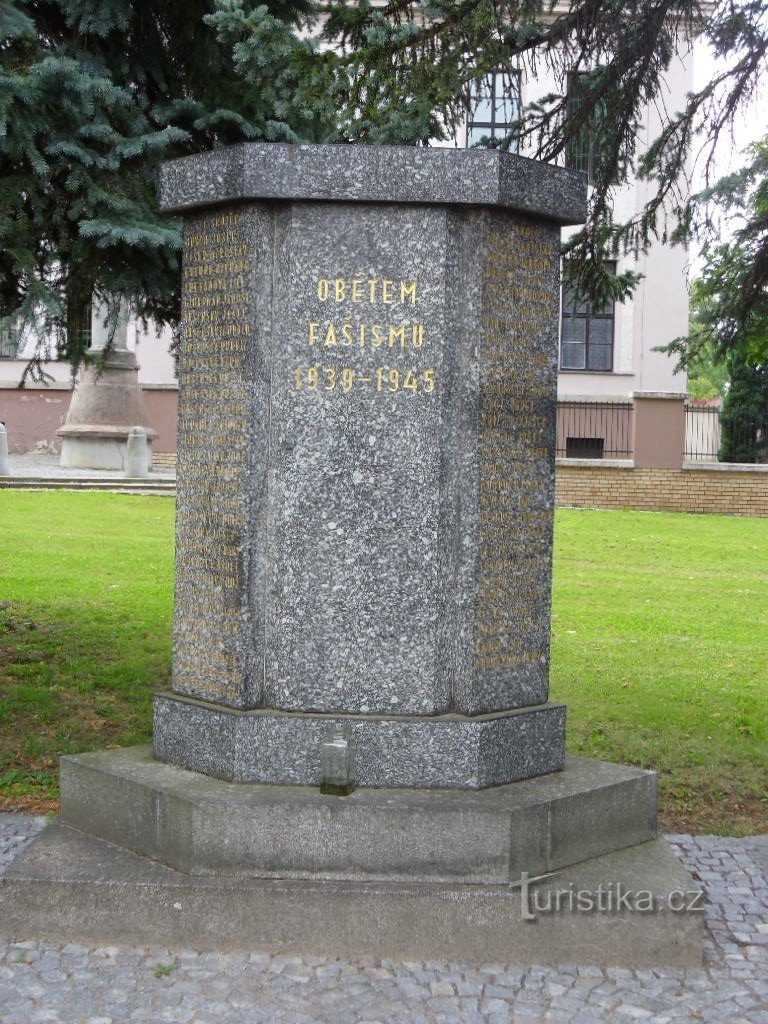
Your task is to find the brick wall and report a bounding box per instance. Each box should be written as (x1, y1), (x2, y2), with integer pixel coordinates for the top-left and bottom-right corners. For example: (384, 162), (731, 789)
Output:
(555, 462), (768, 517)
(0, 384), (178, 454)
(151, 451), (177, 470)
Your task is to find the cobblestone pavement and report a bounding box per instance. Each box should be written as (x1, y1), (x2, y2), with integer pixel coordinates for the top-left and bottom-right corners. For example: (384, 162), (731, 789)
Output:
(1, 814), (767, 1023)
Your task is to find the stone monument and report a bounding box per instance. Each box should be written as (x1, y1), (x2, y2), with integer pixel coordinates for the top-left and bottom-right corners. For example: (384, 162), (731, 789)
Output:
(155, 143), (572, 787)
(57, 303), (157, 470)
(0, 144), (702, 965)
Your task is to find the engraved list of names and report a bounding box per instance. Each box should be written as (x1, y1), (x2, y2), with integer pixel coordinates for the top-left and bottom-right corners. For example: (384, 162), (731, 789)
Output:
(173, 207), (260, 708)
(472, 219), (558, 708)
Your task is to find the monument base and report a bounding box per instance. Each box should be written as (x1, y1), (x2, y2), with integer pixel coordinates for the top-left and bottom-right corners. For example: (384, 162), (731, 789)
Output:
(56, 347), (157, 471)
(153, 694), (567, 788)
(59, 426), (155, 471)
(60, 746), (656, 883)
(0, 823), (703, 966)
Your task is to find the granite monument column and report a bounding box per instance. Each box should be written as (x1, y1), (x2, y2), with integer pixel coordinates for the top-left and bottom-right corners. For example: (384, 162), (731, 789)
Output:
(152, 144), (585, 788)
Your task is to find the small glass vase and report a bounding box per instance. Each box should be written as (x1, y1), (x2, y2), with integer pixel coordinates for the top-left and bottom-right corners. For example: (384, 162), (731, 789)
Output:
(319, 723), (356, 796)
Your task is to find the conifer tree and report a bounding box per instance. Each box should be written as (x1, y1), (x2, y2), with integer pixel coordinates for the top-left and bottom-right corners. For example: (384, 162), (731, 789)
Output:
(719, 356), (768, 463)
(0, 0), (314, 375)
(3, 1), (768, 371)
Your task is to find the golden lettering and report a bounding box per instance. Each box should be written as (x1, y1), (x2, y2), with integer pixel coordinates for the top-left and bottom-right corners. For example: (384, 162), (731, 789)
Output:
(388, 324), (405, 348)
(401, 280), (417, 303)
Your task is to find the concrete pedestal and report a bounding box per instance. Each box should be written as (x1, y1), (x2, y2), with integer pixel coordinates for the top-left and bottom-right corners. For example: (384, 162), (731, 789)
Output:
(0, 821), (703, 966)
(0, 745), (704, 965)
(59, 747), (657, 882)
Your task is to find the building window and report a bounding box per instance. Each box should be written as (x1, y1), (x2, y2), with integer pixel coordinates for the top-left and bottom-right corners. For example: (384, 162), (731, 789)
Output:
(560, 267), (616, 372)
(466, 71), (520, 149)
(0, 320), (20, 360)
(564, 71), (611, 185)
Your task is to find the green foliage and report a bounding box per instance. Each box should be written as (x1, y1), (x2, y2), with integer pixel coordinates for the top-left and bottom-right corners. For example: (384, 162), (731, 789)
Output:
(4, 1), (768, 368)
(666, 141), (768, 370)
(686, 358), (727, 402)
(0, 0), (313, 374)
(664, 140), (768, 437)
(682, 279), (728, 399)
(153, 961), (178, 979)
(718, 355), (768, 463)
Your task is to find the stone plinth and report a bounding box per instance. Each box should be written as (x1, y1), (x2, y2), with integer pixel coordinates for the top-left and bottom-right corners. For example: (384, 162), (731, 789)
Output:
(155, 143), (587, 788)
(59, 747), (658, 883)
(0, 824), (704, 966)
(152, 696), (565, 787)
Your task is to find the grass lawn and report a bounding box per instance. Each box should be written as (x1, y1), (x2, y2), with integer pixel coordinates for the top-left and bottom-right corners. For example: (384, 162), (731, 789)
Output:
(0, 491), (766, 834)
(0, 491), (174, 811)
(551, 508), (767, 835)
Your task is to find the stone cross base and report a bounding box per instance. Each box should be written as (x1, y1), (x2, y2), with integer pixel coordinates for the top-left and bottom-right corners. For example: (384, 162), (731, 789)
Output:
(57, 349), (156, 471)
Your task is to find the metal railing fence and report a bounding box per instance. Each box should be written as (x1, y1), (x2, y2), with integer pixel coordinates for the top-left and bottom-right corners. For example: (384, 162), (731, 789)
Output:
(555, 401), (633, 459)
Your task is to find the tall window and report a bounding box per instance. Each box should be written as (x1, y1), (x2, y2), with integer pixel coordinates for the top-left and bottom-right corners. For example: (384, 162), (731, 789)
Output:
(0, 320), (20, 360)
(466, 71), (520, 149)
(564, 71), (611, 185)
(560, 267), (616, 372)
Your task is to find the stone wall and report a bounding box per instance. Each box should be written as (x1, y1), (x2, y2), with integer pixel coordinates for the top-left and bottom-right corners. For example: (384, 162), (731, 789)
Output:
(555, 461), (768, 517)
(0, 384), (178, 453)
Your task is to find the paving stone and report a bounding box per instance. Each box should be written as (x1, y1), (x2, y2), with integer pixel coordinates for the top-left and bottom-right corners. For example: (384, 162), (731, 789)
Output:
(429, 980), (455, 997)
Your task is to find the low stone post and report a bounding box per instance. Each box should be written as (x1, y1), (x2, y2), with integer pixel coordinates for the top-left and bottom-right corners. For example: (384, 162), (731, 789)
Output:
(125, 426), (149, 477)
(0, 423), (9, 476)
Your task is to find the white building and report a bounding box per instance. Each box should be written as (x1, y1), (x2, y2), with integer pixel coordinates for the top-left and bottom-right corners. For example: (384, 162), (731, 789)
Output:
(461, 53), (691, 400)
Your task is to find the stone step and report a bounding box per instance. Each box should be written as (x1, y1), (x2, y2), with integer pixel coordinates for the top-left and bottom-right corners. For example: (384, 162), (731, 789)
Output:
(0, 477), (175, 494)
(0, 822), (704, 966)
(60, 746), (658, 885)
